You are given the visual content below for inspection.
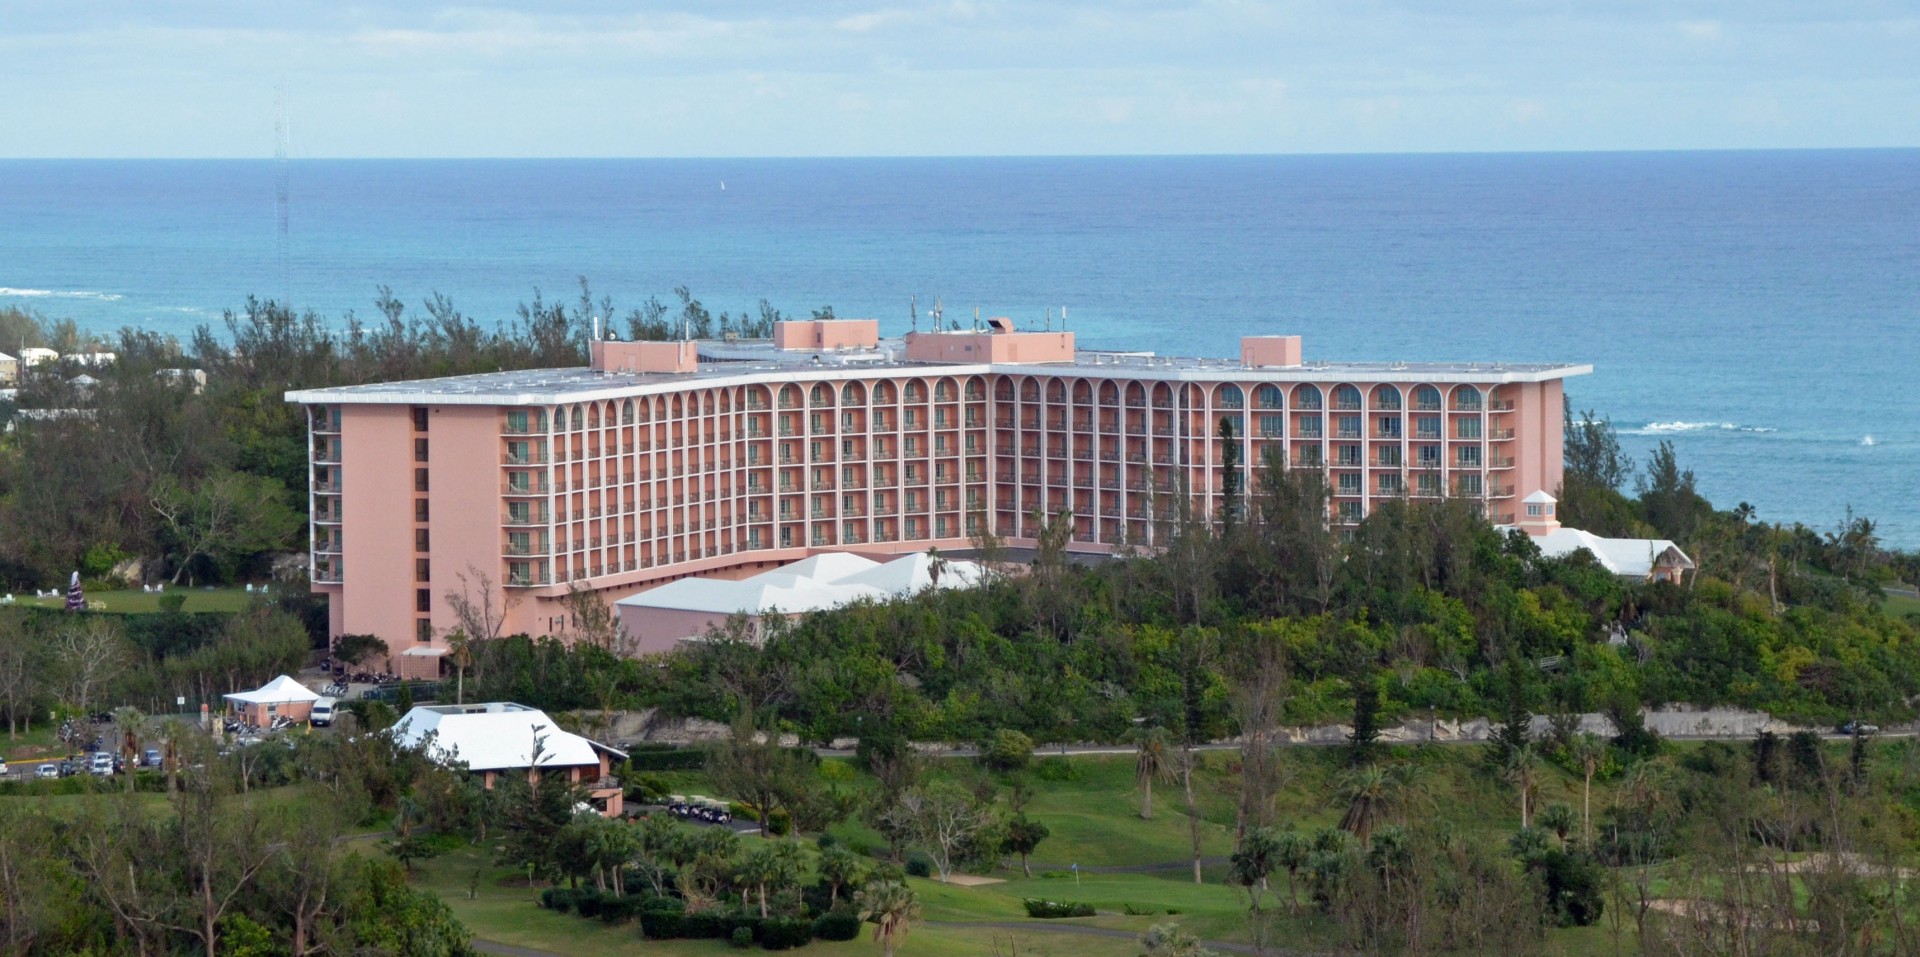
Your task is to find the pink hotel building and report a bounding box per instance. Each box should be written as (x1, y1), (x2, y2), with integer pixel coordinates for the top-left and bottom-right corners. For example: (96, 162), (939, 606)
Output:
(289, 320), (1589, 674)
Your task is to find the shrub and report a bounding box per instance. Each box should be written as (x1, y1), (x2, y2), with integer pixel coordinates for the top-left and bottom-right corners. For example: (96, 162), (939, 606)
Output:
(1032, 756), (1076, 782)
(598, 894), (645, 924)
(980, 729), (1034, 771)
(905, 856), (932, 879)
(639, 904), (686, 940)
(1022, 899), (1095, 918)
(730, 926), (755, 949)
(625, 746), (708, 772)
(813, 911), (862, 942)
(573, 889), (609, 919)
(539, 887), (580, 913)
(682, 911), (732, 939)
(758, 917), (814, 951)
(815, 832), (840, 850)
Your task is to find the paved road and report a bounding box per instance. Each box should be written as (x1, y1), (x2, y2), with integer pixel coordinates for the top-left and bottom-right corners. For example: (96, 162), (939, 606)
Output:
(473, 941), (565, 957)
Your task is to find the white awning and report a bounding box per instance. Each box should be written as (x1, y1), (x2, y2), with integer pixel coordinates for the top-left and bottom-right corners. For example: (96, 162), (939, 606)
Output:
(400, 646), (448, 657)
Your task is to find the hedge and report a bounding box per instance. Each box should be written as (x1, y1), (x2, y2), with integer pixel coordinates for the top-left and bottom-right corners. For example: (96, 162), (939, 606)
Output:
(759, 917), (814, 951)
(1022, 899), (1096, 918)
(812, 912), (861, 942)
(624, 748), (707, 772)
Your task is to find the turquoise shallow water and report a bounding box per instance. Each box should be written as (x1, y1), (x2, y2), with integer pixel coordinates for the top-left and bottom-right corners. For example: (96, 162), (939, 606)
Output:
(1, 152), (1915, 544)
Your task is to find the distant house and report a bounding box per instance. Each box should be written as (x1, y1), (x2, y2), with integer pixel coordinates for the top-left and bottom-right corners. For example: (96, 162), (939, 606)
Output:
(0, 352), (16, 385)
(223, 674), (321, 727)
(71, 351), (117, 367)
(16, 347), (57, 369)
(614, 551), (985, 654)
(391, 702), (627, 817)
(157, 368), (208, 394)
(1510, 491), (1696, 584)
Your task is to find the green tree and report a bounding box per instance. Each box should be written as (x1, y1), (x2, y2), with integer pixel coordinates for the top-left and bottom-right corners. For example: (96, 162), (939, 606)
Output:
(1132, 726), (1175, 820)
(1566, 733), (1607, 845)
(149, 469), (301, 584)
(1000, 815), (1051, 879)
(817, 843), (869, 907)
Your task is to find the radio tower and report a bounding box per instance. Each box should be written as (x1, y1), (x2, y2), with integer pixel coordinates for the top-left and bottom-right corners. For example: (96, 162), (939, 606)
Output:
(274, 86), (291, 308)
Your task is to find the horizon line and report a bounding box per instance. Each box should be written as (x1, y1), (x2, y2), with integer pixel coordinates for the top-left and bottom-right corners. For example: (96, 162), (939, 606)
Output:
(4, 145), (1918, 162)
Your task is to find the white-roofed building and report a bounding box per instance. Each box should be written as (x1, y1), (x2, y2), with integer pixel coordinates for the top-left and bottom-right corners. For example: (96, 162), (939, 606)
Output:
(222, 674), (321, 726)
(0, 352), (16, 384)
(1509, 492), (1695, 584)
(616, 551), (986, 654)
(392, 702), (628, 816)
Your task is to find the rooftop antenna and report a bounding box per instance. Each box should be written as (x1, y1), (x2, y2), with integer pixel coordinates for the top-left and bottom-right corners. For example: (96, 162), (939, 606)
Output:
(910, 295), (918, 334)
(973, 306), (980, 332)
(931, 297), (943, 331)
(273, 85), (291, 308)
(1061, 305), (1068, 330)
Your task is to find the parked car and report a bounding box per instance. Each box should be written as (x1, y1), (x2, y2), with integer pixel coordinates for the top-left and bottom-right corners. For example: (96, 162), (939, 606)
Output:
(1840, 720), (1881, 736)
(89, 752), (114, 776)
(35, 763), (57, 780)
(143, 748), (163, 768)
(57, 759), (79, 777)
(310, 697), (338, 727)
(0, 759), (8, 776)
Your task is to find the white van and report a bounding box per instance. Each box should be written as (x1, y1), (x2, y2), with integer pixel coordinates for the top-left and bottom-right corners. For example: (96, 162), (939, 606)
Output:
(310, 697), (338, 727)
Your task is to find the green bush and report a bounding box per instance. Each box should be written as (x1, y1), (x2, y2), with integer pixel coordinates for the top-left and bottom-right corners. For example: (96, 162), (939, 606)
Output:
(597, 894), (645, 924)
(639, 903), (686, 939)
(1032, 756), (1077, 782)
(812, 912), (861, 942)
(539, 888), (580, 913)
(729, 926), (755, 949)
(682, 910), (732, 939)
(905, 856), (932, 879)
(1022, 899), (1096, 918)
(758, 917), (814, 951)
(573, 889), (609, 919)
(979, 728), (1034, 771)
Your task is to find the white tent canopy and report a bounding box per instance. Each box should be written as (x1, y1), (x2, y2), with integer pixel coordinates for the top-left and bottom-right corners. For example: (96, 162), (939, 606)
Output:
(223, 674), (321, 705)
(391, 702), (625, 771)
(617, 552), (985, 618)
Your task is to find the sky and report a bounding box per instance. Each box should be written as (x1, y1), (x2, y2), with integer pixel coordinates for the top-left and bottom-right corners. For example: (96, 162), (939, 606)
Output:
(1, 1), (1916, 158)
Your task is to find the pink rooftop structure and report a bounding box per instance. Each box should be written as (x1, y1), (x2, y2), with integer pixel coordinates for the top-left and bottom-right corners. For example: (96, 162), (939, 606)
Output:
(287, 320), (1589, 676)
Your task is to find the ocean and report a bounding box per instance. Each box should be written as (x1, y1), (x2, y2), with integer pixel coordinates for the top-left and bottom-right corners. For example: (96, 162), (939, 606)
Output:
(1, 152), (1916, 546)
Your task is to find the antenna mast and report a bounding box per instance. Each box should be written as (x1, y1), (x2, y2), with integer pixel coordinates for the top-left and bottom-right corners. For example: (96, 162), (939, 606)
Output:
(910, 295), (917, 334)
(273, 86), (291, 308)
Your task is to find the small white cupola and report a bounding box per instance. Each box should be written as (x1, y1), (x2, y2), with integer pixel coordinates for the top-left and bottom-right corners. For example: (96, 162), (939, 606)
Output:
(1518, 490), (1561, 535)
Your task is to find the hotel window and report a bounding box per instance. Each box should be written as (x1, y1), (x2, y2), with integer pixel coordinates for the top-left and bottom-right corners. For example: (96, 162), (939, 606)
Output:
(415, 528), (430, 551)
(1456, 447), (1482, 467)
(1333, 385), (1362, 410)
(842, 439), (856, 456)
(414, 499), (429, 523)
(1455, 418), (1482, 439)
(905, 408), (919, 427)
(571, 406), (585, 429)
(1259, 415), (1284, 437)
(1453, 387), (1482, 411)
(508, 531), (532, 554)
(1337, 415), (1362, 438)
(1336, 446), (1363, 466)
(415, 558), (430, 582)
(1378, 475), (1403, 495)
(1416, 416), (1442, 439)
(414, 438), (429, 462)
(1376, 446), (1402, 467)
(1376, 417), (1401, 438)
(1296, 417), (1322, 438)
(1526, 503), (1543, 517)
(416, 588), (431, 613)
(843, 493), (859, 511)
(1338, 501), (1362, 522)
(1417, 445), (1441, 466)
(906, 491), (919, 510)
(810, 413), (824, 433)
(1413, 385), (1442, 411)
(1338, 474), (1362, 494)
(905, 436), (920, 455)
(1417, 473), (1441, 495)
(414, 468), (429, 492)
(1257, 385), (1284, 409)
(1457, 474), (1484, 495)
(622, 400), (635, 425)
(905, 517), (920, 537)
(1373, 386), (1401, 411)
(779, 527), (793, 548)
(412, 407), (428, 431)
(417, 619), (432, 643)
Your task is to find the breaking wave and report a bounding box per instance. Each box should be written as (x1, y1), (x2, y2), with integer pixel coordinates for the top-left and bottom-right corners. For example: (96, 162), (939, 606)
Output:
(0, 287), (124, 302)
(1622, 421), (1777, 436)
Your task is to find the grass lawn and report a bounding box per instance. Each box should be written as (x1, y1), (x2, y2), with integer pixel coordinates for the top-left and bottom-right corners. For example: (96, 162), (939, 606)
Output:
(8, 586), (260, 614)
(1886, 591), (1920, 620)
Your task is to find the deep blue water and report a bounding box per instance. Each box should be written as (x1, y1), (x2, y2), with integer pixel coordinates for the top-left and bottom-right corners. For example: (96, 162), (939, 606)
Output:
(2, 153), (1916, 545)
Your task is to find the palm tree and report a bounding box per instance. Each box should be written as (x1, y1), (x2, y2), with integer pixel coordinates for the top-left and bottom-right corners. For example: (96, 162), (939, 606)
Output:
(1273, 826), (1310, 914)
(1566, 733), (1607, 845)
(1228, 826), (1281, 914)
(112, 706), (145, 794)
(1133, 726), (1175, 820)
(445, 629), (472, 704)
(856, 880), (921, 957)
(818, 844), (868, 907)
(1335, 764), (1406, 843)
(1503, 742), (1541, 829)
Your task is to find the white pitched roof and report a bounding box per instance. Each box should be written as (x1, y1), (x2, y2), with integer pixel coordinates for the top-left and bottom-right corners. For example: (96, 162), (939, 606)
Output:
(1531, 527), (1695, 579)
(391, 703), (624, 771)
(617, 551), (985, 616)
(223, 674), (321, 705)
(836, 553), (984, 593)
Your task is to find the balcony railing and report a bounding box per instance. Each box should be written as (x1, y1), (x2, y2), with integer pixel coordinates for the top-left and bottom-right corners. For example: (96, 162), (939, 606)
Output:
(506, 572), (552, 587)
(503, 453), (550, 465)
